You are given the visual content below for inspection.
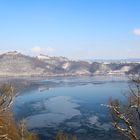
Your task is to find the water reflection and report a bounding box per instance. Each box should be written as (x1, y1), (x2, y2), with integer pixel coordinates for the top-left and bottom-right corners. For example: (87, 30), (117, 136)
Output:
(88, 115), (111, 131)
(26, 96), (81, 129)
(12, 76), (128, 140)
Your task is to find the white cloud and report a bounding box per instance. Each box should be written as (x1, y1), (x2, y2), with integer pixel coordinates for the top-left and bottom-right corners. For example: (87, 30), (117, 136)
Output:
(31, 46), (55, 54)
(31, 46), (46, 53)
(45, 47), (55, 53)
(133, 28), (140, 36)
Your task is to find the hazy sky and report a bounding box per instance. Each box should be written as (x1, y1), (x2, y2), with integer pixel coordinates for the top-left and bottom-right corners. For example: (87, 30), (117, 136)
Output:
(0, 0), (140, 59)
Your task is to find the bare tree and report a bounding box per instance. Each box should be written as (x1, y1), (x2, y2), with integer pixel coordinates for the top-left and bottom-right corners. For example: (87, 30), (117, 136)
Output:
(109, 76), (140, 140)
(0, 83), (14, 113)
(0, 83), (38, 140)
(0, 84), (18, 140)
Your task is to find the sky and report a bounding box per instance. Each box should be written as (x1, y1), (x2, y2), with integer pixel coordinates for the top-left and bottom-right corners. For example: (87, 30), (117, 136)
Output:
(0, 0), (140, 60)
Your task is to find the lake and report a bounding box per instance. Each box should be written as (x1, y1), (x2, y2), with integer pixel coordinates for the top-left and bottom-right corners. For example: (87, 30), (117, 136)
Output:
(12, 76), (129, 140)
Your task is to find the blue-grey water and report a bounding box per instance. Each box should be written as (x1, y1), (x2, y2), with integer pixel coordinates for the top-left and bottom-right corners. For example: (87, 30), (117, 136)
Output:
(12, 76), (129, 140)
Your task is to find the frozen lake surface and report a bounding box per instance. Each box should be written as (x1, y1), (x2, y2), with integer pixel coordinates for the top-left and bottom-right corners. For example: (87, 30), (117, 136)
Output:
(12, 76), (129, 140)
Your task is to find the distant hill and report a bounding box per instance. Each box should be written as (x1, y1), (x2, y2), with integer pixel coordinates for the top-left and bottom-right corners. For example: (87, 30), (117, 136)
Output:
(87, 58), (140, 63)
(0, 51), (139, 77)
(0, 52), (52, 76)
